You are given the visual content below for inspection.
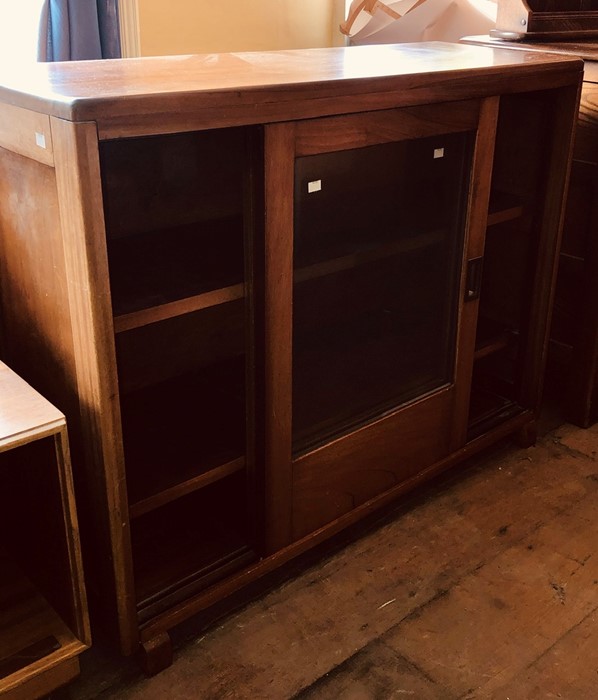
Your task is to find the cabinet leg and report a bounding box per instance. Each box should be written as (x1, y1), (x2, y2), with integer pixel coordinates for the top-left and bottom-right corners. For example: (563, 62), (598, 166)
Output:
(138, 632), (173, 676)
(514, 421), (537, 448)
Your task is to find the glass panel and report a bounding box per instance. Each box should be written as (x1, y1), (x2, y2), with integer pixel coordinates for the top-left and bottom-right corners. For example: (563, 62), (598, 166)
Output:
(292, 132), (474, 454)
(100, 127), (253, 539)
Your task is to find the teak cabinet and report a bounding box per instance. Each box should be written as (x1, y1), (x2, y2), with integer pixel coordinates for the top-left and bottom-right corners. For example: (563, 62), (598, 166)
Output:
(0, 361), (90, 698)
(0, 43), (582, 672)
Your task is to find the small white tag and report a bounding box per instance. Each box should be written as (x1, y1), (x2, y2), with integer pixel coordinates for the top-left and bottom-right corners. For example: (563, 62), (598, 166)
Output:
(433, 148), (444, 159)
(308, 179), (322, 193)
(35, 132), (47, 149)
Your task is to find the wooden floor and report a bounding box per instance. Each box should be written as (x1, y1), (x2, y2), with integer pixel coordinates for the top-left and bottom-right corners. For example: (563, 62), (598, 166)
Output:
(71, 420), (598, 699)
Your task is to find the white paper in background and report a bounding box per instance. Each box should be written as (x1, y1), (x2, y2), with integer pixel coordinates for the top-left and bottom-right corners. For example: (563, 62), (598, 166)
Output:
(346, 0), (497, 45)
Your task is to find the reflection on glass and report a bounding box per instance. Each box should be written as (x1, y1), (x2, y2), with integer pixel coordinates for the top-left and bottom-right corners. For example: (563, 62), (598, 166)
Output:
(292, 132), (473, 454)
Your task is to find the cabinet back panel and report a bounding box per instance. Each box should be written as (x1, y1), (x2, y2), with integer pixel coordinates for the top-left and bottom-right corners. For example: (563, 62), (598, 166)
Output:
(0, 439), (76, 634)
(119, 355), (245, 499)
(100, 128), (248, 239)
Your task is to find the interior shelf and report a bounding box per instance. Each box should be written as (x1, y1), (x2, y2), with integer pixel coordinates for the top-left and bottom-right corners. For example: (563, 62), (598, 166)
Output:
(0, 550), (81, 683)
(131, 473), (255, 618)
(108, 216), (244, 319)
(294, 229), (443, 285)
(121, 356), (246, 517)
(487, 190), (524, 227)
(114, 283), (245, 334)
(474, 316), (512, 361)
(129, 457), (245, 520)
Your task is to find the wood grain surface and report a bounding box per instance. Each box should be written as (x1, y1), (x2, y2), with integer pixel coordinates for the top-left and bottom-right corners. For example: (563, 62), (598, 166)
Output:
(0, 44), (582, 138)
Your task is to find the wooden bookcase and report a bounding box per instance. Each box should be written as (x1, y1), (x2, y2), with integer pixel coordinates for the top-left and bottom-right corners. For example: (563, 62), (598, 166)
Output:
(0, 362), (90, 698)
(0, 43), (581, 673)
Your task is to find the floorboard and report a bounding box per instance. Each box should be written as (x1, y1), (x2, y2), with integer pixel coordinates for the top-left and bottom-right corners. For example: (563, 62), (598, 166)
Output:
(69, 422), (598, 699)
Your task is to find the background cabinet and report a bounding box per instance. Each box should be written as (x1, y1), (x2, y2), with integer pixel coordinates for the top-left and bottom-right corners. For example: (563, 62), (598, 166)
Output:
(492, 0), (598, 40)
(0, 43), (581, 672)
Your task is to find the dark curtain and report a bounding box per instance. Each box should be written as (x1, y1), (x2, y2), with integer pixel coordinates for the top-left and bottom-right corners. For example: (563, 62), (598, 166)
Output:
(39, 0), (121, 61)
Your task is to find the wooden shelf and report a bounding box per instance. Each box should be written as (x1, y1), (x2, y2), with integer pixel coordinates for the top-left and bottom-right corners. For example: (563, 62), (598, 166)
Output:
(114, 283), (244, 334)
(129, 457), (245, 519)
(487, 191), (524, 227)
(131, 472), (255, 617)
(108, 217), (244, 318)
(294, 229), (443, 285)
(0, 551), (84, 689)
(474, 317), (512, 361)
(121, 357), (246, 517)
(115, 300), (245, 396)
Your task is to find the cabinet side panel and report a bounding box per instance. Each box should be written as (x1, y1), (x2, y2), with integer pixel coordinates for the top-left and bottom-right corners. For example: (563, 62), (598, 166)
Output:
(50, 117), (137, 654)
(55, 428), (91, 646)
(0, 148), (79, 430)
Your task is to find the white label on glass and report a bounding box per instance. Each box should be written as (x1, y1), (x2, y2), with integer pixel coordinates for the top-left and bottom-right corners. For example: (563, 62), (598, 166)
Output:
(35, 132), (47, 149)
(434, 148), (444, 159)
(308, 179), (322, 193)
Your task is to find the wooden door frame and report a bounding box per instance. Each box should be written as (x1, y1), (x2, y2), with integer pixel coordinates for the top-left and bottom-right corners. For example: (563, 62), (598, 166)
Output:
(263, 97), (499, 554)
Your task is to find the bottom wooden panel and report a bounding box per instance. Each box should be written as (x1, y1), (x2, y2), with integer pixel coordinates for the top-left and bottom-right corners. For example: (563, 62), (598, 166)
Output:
(3, 658), (79, 700)
(292, 388), (454, 539)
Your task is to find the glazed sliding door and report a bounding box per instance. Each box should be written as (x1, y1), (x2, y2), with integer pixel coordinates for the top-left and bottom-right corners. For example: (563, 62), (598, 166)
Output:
(264, 99), (498, 551)
(293, 131), (469, 454)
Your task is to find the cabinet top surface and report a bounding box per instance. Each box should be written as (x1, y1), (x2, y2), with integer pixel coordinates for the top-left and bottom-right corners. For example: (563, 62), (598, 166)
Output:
(0, 43), (582, 127)
(461, 35), (598, 82)
(462, 35), (598, 62)
(0, 361), (64, 448)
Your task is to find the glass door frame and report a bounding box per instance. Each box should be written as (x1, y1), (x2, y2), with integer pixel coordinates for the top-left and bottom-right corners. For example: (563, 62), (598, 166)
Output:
(262, 97), (500, 553)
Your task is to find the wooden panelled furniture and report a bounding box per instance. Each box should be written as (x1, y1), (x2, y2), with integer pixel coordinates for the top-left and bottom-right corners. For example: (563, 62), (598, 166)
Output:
(0, 43), (582, 673)
(491, 0), (598, 40)
(462, 36), (598, 426)
(0, 361), (90, 698)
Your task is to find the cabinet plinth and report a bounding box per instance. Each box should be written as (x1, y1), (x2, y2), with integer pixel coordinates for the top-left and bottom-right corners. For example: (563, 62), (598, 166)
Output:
(0, 43), (581, 668)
